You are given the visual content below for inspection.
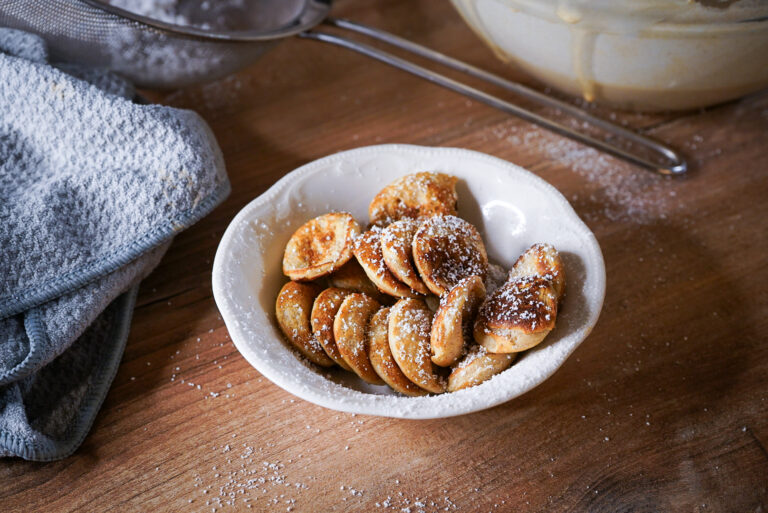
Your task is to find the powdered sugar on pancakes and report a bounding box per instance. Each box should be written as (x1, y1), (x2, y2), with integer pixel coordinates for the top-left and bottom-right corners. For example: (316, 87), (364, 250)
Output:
(353, 227), (419, 298)
(283, 212), (360, 281)
(413, 215), (488, 296)
(448, 345), (515, 392)
(275, 282), (334, 367)
(388, 299), (445, 394)
(368, 172), (458, 227)
(478, 277), (557, 333)
(508, 243), (566, 301)
(431, 275), (485, 367)
(380, 218), (430, 295)
(333, 293), (383, 385)
(368, 307), (428, 397)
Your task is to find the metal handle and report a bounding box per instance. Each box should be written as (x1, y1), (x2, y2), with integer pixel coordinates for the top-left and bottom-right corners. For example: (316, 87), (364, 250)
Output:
(299, 18), (687, 176)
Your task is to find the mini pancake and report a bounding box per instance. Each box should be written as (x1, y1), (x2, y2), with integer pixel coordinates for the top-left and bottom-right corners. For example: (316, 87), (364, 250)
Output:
(368, 307), (428, 396)
(369, 172), (458, 227)
(275, 281), (335, 367)
(508, 243), (565, 301)
(310, 287), (354, 370)
(333, 293), (384, 384)
(412, 215), (488, 296)
(473, 276), (558, 353)
(388, 298), (445, 394)
(327, 259), (387, 302)
(447, 345), (516, 392)
(283, 212), (361, 281)
(430, 275), (485, 367)
(380, 218), (430, 295)
(353, 227), (420, 299)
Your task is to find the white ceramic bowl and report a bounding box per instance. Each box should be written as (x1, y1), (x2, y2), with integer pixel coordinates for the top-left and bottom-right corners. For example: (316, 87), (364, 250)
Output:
(212, 145), (605, 419)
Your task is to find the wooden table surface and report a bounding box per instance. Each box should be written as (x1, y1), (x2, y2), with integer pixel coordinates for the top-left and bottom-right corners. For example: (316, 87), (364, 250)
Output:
(3, 1), (768, 511)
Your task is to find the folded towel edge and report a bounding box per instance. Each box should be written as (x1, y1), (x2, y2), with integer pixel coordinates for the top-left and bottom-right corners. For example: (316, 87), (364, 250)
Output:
(0, 178), (231, 320)
(0, 309), (48, 386)
(0, 285), (138, 461)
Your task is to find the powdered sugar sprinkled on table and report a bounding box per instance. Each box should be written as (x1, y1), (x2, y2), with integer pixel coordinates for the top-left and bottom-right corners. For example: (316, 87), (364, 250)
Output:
(485, 123), (682, 224)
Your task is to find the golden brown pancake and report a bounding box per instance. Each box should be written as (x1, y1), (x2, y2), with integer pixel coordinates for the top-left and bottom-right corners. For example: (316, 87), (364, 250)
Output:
(447, 345), (516, 392)
(388, 298), (445, 394)
(310, 287), (354, 370)
(333, 293), (384, 384)
(353, 227), (420, 299)
(283, 212), (361, 281)
(275, 281), (335, 367)
(508, 243), (565, 301)
(368, 307), (428, 396)
(430, 275), (485, 367)
(412, 215), (488, 296)
(380, 218), (430, 295)
(473, 276), (558, 353)
(327, 259), (387, 302)
(369, 172), (458, 227)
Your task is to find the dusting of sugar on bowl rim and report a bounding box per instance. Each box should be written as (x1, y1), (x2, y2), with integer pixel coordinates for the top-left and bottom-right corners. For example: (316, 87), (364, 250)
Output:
(212, 144), (606, 419)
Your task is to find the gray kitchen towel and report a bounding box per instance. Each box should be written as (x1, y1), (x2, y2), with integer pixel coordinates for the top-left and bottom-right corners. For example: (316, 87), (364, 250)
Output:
(0, 29), (231, 460)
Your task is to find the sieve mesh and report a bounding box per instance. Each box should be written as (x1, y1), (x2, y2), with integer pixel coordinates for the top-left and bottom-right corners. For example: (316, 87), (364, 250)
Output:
(0, 0), (277, 88)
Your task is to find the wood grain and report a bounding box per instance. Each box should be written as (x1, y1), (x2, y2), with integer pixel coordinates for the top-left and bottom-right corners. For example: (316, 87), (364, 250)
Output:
(2, 0), (768, 511)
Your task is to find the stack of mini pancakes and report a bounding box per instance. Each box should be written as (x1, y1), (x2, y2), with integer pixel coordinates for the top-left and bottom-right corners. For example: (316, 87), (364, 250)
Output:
(276, 172), (565, 395)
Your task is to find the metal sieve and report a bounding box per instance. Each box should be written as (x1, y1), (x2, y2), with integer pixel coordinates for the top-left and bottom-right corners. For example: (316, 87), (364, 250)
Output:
(0, 0), (687, 174)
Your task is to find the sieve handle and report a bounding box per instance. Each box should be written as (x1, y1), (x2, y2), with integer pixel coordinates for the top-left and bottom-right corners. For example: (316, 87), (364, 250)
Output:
(299, 18), (687, 176)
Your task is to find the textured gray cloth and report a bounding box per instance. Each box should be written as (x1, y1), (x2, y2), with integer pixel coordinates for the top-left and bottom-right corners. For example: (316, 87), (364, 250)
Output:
(0, 29), (230, 460)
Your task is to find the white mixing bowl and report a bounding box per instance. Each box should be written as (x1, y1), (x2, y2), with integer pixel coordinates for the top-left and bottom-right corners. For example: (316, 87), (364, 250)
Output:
(451, 0), (768, 111)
